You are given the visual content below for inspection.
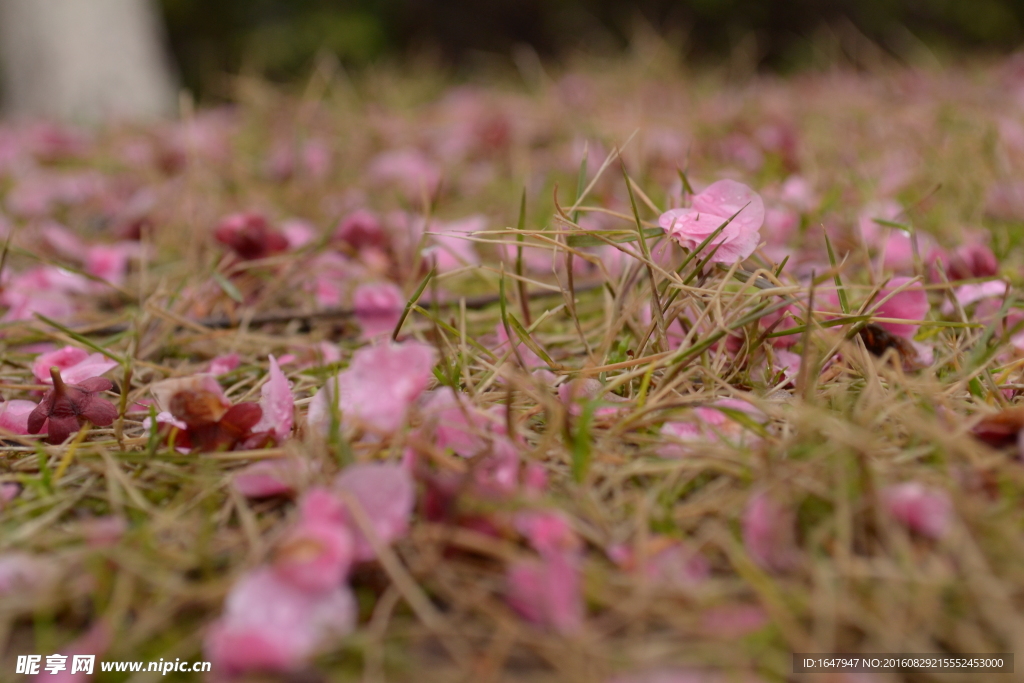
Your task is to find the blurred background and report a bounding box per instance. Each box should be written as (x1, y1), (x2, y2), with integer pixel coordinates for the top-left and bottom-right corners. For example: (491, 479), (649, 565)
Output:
(3, 0), (1024, 118)
(162, 0), (1024, 95)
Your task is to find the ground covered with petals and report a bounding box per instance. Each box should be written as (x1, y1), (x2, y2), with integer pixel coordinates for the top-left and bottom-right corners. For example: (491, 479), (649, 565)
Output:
(3, 53), (1024, 682)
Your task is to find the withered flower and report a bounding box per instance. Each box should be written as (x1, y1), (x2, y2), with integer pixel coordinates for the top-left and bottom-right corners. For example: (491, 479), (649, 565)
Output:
(27, 367), (118, 444)
(155, 376), (274, 452)
(214, 212), (289, 261)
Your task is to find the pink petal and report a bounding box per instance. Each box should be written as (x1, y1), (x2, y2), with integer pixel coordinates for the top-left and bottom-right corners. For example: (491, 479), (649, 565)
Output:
(79, 516), (127, 548)
(281, 219), (317, 249)
(272, 519), (354, 592)
(0, 552), (57, 595)
(506, 552), (583, 634)
(32, 346), (88, 383)
(205, 567), (356, 676)
(334, 462), (416, 561)
(308, 342), (437, 435)
(232, 459), (306, 499)
(742, 491), (798, 572)
(882, 482), (952, 540)
(700, 604), (769, 638)
(875, 277), (929, 338)
(253, 355), (294, 441)
(0, 399), (39, 434)
(691, 179), (765, 235)
(514, 510), (579, 556)
(208, 353), (241, 376)
(353, 282), (405, 339)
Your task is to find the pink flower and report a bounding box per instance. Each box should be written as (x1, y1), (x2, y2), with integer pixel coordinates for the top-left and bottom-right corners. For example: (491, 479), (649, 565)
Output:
(0, 399), (39, 434)
(874, 277), (929, 338)
(32, 346), (118, 385)
(353, 282), (405, 339)
(506, 551), (583, 634)
(418, 387), (505, 458)
(205, 567), (356, 676)
(333, 463), (416, 561)
(272, 519), (354, 592)
(253, 356), (294, 442)
(882, 482), (952, 540)
(307, 341), (437, 435)
(659, 180), (764, 263)
(742, 491), (798, 572)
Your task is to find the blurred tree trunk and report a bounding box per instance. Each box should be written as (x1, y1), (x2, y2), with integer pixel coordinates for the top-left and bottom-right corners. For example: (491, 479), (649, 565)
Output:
(0, 0), (177, 121)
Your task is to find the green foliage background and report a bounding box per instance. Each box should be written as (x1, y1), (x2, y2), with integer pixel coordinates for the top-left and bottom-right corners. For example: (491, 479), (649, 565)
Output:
(159, 0), (1024, 96)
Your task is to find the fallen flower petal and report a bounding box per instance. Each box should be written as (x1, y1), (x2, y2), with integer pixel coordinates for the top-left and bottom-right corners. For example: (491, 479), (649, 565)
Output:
(882, 482), (952, 540)
(333, 462), (416, 561)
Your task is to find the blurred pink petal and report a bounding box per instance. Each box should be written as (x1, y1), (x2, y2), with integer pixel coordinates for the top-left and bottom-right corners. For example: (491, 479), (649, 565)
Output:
(659, 179), (764, 263)
(48, 621), (113, 683)
(353, 282), (405, 339)
(33, 347), (117, 385)
(0, 552), (57, 595)
(232, 459), (306, 499)
(882, 482), (952, 540)
(79, 516), (127, 548)
(0, 399), (40, 434)
(558, 378), (629, 416)
(281, 219), (317, 249)
(308, 341), (437, 435)
(205, 567), (356, 676)
(299, 486), (348, 526)
(874, 277), (928, 338)
(941, 280), (1008, 315)
(506, 551), (583, 634)
(700, 604), (769, 638)
(742, 490), (798, 572)
(253, 356), (294, 442)
(208, 353), (241, 376)
(272, 519), (354, 592)
(334, 462), (416, 561)
(367, 149), (441, 200)
(85, 242), (140, 287)
(515, 510), (579, 556)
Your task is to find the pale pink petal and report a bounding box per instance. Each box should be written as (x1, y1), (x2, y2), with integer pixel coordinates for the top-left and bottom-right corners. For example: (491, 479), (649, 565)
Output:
(0, 552), (57, 595)
(309, 342), (437, 435)
(659, 180), (763, 264)
(208, 353), (241, 376)
(333, 462), (416, 561)
(281, 219), (317, 249)
(32, 346), (88, 383)
(657, 421), (703, 457)
(514, 510), (579, 556)
(253, 355), (294, 441)
(506, 552), (583, 634)
(353, 282), (405, 339)
(700, 604), (769, 638)
(875, 277), (929, 338)
(742, 491), (798, 572)
(79, 516), (127, 547)
(205, 567), (356, 676)
(882, 482), (952, 540)
(232, 459), (306, 498)
(0, 399), (39, 434)
(272, 519), (354, 592)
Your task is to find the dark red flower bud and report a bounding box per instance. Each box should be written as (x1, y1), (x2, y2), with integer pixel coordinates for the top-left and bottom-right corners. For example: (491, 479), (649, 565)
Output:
(27, 367), (118, 444)
(214, 212), (289, 260)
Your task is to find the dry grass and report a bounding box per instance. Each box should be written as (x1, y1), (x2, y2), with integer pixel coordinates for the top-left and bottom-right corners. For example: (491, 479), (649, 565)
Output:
(2, 51), (1024, 682)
